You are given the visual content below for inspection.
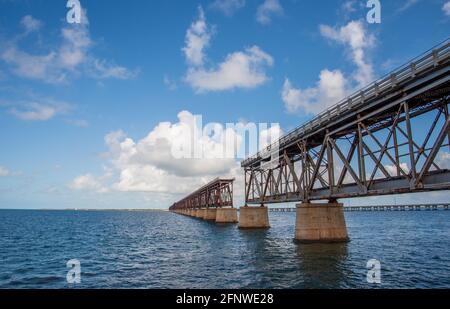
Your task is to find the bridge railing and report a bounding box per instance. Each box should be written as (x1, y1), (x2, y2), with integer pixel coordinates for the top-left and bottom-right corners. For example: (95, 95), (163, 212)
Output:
(242, 38), (450, 167)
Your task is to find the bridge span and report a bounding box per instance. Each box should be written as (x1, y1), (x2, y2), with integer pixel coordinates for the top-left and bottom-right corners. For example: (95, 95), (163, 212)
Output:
(169, 178), (238, 223)
(171, 39), (450, 243)
(239, 39), (450, 242)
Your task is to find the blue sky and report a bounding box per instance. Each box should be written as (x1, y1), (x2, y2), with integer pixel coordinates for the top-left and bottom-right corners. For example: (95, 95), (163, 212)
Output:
(0, 0), (449, 209)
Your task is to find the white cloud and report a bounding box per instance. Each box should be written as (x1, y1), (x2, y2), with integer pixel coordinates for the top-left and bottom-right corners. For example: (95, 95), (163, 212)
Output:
(0, 166), (11, 177)
(182, 7), (212, 67)
(211, 0), (246, 16)
(320, 20), (375, 87)
(282, 70), (348, 114)
(91, 59), (137, 80)
(1, 10), (135, 84)
(185, 45), (273, 92)
(385, 163), (410, 176)
(1, 47), (64, 83)
(282, 20), (375, 115)
(444, 1), (450, 16)
(70, 174), (108, 193)
(58, 19), (91, 69)
(256, 0), (283, 25)
(21, 15), (42, 33)
(436, 151), (450, 169)
(342, 0), (358, 13)
(9, 100), (71, 121)
(182, 9), (273, 92)
(70, 110), (272, 203)
(105, 111), (239, 177)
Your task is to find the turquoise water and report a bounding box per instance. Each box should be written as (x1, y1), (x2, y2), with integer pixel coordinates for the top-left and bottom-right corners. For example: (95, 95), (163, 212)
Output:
(0, 209), (449, 288)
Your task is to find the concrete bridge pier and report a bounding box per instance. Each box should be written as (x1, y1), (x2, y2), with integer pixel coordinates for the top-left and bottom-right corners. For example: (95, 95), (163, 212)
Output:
(215, 208), (238, 223)
(295, 202), (349, 243)
(204, 208), (217, 221)
(238, 205), (270, 229)
(196, 209), (207, 219)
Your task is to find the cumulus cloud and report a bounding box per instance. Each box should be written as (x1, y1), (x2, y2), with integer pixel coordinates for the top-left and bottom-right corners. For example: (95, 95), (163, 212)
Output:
(436, 151), (450, 169)
(183, 8), (273, 92)
(256, 0), (283, 25)
(105, 111), (239, 178)
(211, 0), (246, 16)
(444, 1), (450, 16)
(0, 166), (11, 177)
(319, 20), (375, 87)
(282, 70), (348, 114)
(182, 7), (212, 67)
(71, 111), (240, 194)
(385, 163), (410, 177)
(282, 20), (375, 115)
(70, 110), (279, 202)
(1, 10), (135, 84)
(185, 46), (273, 92)
(8, 99), (71, 121)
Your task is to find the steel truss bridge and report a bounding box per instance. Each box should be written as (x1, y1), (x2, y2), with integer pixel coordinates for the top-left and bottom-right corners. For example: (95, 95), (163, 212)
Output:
(169, 178), (235, 211)
(242, 40), (450, 205)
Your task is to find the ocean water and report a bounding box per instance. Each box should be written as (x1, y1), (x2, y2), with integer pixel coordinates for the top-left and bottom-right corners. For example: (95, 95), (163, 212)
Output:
(0, 209), (449, 289)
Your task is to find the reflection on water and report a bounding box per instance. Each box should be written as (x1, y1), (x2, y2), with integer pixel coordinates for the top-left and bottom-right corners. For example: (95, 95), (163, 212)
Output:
(295, 243), (349, 289)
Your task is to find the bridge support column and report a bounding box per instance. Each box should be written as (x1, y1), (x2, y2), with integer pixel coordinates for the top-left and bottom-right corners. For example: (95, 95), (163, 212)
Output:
(196, 209), (206, 219)
(215, 208), (238, 223)
(204, 208), (217, 221)
(295, 202), (349, 243)
(238, 206), (270, 229)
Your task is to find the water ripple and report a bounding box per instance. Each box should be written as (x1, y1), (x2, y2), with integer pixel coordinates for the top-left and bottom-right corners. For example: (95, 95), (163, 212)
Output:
(0, 209), (449, 288)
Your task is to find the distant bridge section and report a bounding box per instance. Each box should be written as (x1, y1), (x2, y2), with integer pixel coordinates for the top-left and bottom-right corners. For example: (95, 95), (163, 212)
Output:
(169, 178), (238, 223)
(242, 39), (450, 204)
(169, 178), (234, 211)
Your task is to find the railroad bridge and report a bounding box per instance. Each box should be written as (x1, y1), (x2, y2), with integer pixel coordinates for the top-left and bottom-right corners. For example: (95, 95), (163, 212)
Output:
(169, 178), (238, 223)
(172, 39), (450, 243)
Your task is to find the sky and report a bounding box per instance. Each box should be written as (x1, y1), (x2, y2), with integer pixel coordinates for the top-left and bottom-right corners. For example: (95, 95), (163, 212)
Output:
(0, 0), (449, 209)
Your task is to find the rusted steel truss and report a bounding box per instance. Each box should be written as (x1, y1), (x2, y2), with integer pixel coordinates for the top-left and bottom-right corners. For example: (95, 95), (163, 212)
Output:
(169, 178), (234, 210)
(242, 40), (450, 204)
